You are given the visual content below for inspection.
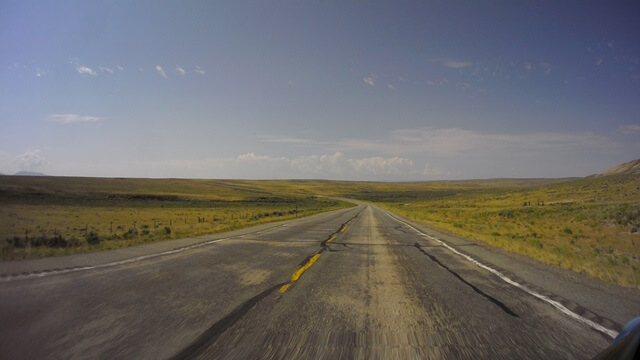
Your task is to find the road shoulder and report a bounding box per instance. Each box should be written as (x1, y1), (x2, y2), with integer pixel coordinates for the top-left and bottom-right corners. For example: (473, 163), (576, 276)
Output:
(0, 206), (362, 278)
(373, 204), (640, 328)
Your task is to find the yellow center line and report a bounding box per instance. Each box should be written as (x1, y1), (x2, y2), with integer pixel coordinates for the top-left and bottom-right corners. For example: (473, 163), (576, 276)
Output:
(279, 252), (322, 293)
(279, 218), (357, 293)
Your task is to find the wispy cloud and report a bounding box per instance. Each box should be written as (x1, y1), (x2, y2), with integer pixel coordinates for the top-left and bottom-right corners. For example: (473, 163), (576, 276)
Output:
(155, 65), (167, 78)
(76, 65), (97, 76)
(336, 127), (613, 157)
(387, 84), (397, 91)
(48, 113), (104, 124)
(539, 62), (552, 75)
(238, 152), (417, 176)
(618, 124), (640, 135)
(194, 66), (205, 75)
(116, 65), (124, 71)
(347, 156), (414, 175)
(99, 66), (114, 74)
(176, 65), (186, 76)
(442, 61), (473, 69)
(257, 135), (320, 145)
(364, 75), (375, 86)
(422, 164), (450, 176)
(113, 151), (423, 180)
(14, 149), (49, 171)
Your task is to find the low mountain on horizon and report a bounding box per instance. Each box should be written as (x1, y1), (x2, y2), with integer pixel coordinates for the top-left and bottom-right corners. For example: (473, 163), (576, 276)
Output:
(13, 171), (47, 176)
(595, 158), (640, 177)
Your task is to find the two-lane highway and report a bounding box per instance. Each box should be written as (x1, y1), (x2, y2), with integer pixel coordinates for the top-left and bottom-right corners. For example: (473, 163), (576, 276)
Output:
(0, 204), (636, 359)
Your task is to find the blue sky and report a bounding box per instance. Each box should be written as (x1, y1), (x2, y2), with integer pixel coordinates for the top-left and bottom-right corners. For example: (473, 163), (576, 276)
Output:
(1, 1), (638, 180)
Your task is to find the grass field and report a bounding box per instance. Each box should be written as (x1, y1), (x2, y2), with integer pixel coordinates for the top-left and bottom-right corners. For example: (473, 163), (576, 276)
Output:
(347, 174), (640, 288)
(0, 176), (352, 259)
(1, 174), (638, 288)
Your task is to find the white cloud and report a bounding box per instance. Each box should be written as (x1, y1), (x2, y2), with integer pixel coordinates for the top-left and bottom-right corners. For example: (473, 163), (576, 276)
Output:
(364, 75), (375, 86)
(194, 66), (205, 75)
(443, 61), (473, 69)
(176, 65), (186, 76)
(596, 58), (603, 66)
(387, 84), (397, 91)
(539, 62), (552, 75)
(337, 127), (613, 157)
(524, 62), (534, 72)
(234, 152), (417, 178)
(237, 153), (276, 161)
(48, 113), (103, 124)
(291, 152), (349, 175)
(155, 65), (167, 78)
(422, 164), (450, 176)
(99, 66), (114, 74)
(14, 149), (49, 171)
(35, 68), (46, 77)
(116, 65), (124, 71)
(348, 156), (414, 175)
(257, 135), (319, 145)
(76, 65), (97, 76)
(618, 124), (640, 135)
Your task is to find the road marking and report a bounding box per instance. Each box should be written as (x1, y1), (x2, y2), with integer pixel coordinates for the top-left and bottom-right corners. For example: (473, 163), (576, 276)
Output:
(385, 212), (619, 339)
(0, 222), (299, 283)
(279, 253), (322, 293)
(278, 209), (362, 293)
(0, 238), (227, 283)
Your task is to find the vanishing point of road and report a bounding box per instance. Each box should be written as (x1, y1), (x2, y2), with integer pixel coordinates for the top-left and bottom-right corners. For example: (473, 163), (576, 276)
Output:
(1, 204), (639, 359)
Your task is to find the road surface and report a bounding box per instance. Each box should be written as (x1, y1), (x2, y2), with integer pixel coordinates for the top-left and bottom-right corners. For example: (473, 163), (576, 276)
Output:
(1, 204), (638, 359)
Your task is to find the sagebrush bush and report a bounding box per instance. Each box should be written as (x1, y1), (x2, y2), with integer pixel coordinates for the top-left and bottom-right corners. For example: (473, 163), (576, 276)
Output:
(86, 231), (100, 245)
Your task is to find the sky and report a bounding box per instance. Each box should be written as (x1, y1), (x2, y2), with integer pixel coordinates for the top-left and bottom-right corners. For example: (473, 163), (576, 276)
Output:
(0, 1), (639, 180)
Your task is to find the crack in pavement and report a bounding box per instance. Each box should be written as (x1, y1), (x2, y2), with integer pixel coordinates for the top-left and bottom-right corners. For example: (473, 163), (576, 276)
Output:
(413, 242), (519, 318)
(386, 210), (620, 338)
(394, 225), (408, 234)
(168, 207), (364, 360)
(167, 282), (286, 360)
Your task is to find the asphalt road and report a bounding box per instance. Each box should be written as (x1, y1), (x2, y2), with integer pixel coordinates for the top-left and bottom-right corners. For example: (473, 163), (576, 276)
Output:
(1, 204), (638, 359)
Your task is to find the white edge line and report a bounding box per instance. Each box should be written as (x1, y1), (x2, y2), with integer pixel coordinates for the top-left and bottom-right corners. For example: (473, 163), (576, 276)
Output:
(0, 217), (312, 283)
(0, 238), (227, 283)
(385, 211), (619, 339)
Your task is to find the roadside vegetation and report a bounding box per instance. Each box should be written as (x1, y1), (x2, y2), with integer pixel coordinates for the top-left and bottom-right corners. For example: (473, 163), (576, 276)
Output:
(2, 174), (638, 288)
(0, 176), (352, 260)
(347, 174), (640, 288)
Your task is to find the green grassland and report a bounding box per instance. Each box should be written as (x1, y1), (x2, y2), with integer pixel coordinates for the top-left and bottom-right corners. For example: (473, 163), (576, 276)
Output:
(1, 174), (638, 288)
(347, 174), (640, 288)
(0, 176), (352, 260)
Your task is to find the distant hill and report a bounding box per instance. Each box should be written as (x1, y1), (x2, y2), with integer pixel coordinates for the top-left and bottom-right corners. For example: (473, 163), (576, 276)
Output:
(14, 171), (47, 176)
(596, 159), (640, 177)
